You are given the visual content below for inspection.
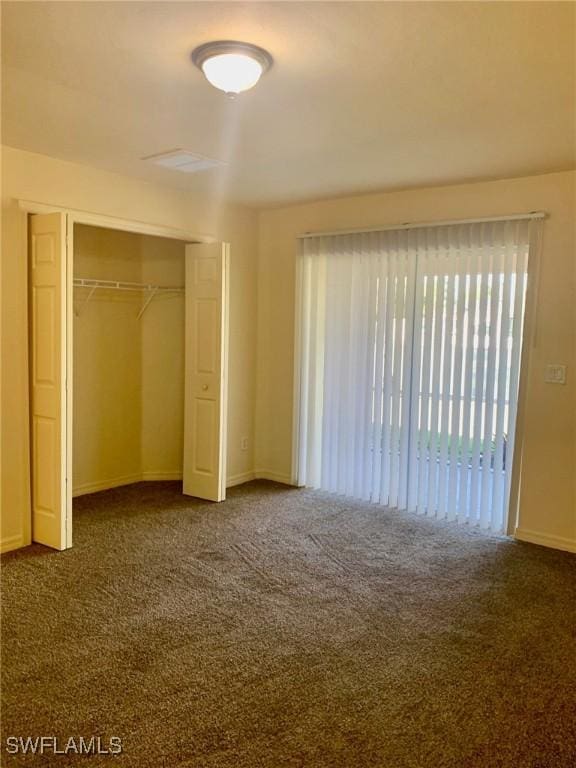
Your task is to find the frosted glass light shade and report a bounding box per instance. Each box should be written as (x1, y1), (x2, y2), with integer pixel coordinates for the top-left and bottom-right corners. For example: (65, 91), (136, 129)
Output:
(202, 53), (263, 94)
(192, 41), (273, 96)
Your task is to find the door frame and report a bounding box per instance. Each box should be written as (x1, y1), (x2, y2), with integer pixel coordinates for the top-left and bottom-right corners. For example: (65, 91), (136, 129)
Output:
(21, 198), (222, 550)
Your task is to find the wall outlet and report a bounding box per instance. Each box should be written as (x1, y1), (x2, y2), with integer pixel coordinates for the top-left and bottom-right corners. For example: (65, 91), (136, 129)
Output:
(545, 364), (566, 384)
(240, 437), (249, 451)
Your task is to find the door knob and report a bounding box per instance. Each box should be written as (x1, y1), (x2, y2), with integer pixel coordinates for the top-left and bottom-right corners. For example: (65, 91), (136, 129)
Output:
(202, 384), (208, 391)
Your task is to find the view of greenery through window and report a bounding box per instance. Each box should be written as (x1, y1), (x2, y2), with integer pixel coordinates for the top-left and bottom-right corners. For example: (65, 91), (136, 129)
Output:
(373, 271), (526, 473)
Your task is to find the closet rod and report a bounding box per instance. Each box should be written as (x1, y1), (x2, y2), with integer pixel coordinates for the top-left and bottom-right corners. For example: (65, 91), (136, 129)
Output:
(73, 277), (184, 292)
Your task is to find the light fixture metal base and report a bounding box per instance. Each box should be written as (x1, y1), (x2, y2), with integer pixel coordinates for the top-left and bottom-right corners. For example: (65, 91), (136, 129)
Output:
(191, 40), (273, 75)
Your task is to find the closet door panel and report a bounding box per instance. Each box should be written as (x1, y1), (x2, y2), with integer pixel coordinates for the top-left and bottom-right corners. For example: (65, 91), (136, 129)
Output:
(193, 398), (217, 474)
(29, 212), (71, 549)
(183, 242), (229, 502)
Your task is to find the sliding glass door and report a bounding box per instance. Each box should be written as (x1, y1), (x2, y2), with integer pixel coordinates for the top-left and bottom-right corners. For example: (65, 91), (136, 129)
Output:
(296, 218), (536, 533)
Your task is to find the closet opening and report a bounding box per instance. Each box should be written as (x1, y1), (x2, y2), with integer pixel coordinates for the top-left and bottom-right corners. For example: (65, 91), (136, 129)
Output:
(27, 210), (230, 551)
(72, 224), (187, 498)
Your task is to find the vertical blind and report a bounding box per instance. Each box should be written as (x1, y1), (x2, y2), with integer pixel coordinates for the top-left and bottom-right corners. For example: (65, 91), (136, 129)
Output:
(296, 218), (537, 533)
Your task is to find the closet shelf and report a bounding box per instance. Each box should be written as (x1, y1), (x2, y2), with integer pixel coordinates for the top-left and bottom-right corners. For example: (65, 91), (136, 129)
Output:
(73, 277), (184, 318)
(73, 277), (184, 292)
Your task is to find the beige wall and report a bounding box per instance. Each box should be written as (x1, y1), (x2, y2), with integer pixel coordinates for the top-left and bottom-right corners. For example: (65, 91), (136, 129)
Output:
(1, 146), (258, 552)
(140, 232), (186, 481)
(73, 225), (186, 495)
(73, 225), (143, 493)
(2, 145), (574, 554)
(256, 171), (576, 551)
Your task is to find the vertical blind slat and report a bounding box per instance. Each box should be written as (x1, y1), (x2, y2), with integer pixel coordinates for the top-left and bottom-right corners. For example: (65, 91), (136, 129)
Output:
(362, 245), (379, 498)
(503, 222), (529, 526)
(470, 232), (490, 525)
(438, 259), (456, 520)
(417, 241), (436, 513)
(458, 231), (477, 521)
(398, 238), (417, 510)
(491, 227), (514, 525)
(390, 234), (406, 507)
(354, 245), (371, 499)
(480, 225), (502, 528)
(407, 238), (426, 512)
(371, 240), (387, 500)
(379, 246), (395, 504)
(446, 227), (466, 521)
(336, 243), (351, 495)
(427, 228), (446, 516)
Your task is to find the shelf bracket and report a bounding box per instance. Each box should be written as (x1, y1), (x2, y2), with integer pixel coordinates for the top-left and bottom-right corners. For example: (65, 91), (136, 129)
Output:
(137, 286), (159, 319)
(74, 285), (97, 317)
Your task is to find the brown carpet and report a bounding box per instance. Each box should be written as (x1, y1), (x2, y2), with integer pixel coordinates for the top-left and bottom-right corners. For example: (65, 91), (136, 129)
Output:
(1, 481), (575, 768)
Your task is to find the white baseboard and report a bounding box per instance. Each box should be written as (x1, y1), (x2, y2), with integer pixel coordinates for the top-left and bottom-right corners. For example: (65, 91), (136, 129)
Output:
(254, 469), (294, 486)
(227, 470), (296, 488)
(73, 471), (183, 496)
(1, 533), (27, 554)
(227, 470), (256, 488)
(515, 527), (576, 554)
(72, 468), (295, 498)
(73, 473), (143, 497)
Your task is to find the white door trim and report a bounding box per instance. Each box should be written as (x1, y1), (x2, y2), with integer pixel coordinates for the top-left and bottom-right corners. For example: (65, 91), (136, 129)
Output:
(65, 215), (74, 546)
(291, 246), (304, 486)
(18, 199), (211, 244)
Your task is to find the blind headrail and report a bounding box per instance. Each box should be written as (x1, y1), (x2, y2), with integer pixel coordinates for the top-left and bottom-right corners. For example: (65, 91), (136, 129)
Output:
(297, 211), (547, 240)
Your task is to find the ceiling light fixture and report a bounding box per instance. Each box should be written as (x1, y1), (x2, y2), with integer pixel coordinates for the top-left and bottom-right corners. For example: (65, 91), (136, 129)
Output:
(191, 40), (273, 97)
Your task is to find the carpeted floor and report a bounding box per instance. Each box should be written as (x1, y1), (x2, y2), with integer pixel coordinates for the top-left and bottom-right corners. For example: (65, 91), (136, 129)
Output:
(1, 481), (575, 768)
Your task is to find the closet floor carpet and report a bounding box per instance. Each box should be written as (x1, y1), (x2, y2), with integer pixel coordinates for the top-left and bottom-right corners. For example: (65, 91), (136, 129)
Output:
(2, 480), (575, 768)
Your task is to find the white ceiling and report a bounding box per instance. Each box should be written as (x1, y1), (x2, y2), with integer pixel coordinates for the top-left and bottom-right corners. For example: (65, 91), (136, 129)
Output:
(2, 2), (575, 207)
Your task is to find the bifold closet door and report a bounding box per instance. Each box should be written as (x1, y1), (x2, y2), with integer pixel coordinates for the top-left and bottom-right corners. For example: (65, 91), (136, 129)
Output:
(29, 212), (72, 549)
(183, 242), (230, 502)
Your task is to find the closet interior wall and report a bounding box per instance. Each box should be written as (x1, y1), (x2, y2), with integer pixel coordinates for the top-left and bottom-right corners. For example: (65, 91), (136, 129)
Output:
(73, 224), (185, 496)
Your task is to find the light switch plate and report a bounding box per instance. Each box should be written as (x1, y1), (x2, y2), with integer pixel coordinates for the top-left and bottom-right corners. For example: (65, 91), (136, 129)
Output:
(545, 364), (566, 384)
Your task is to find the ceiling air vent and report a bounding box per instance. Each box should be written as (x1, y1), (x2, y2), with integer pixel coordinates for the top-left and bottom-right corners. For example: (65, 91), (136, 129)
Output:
(143, 149), (225, 174)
